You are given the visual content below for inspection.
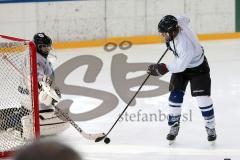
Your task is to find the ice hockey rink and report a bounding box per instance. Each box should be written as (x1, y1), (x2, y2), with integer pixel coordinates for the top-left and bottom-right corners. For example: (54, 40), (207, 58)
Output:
(35, 38), (240, 160)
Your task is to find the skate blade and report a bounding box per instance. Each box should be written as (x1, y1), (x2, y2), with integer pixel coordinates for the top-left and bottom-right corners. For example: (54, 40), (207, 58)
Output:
(209, 140), (216, 146)
(168, 140), (175, 145)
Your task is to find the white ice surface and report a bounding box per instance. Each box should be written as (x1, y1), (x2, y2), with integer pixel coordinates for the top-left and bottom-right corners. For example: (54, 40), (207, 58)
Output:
(52, 39), (240, 160)
(6, 39), (240, 160)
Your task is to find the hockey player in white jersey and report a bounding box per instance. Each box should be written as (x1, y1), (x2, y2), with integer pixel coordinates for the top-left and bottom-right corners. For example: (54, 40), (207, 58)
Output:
(147, 15), (217, 144)
(33, 32), (69, 136)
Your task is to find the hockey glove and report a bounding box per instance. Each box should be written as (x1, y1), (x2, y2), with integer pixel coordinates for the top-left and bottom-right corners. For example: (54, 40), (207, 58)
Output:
(42, 75), (53, 86)
(147, 63), (169, 76)
(38, 76), (53, 91)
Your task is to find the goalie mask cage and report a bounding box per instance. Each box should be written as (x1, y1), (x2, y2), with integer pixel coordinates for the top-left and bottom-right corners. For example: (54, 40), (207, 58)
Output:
(0, 35), (39, 158)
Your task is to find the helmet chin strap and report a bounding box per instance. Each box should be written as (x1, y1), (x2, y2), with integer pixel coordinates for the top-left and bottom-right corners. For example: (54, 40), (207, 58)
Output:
(166, 33), (179, 57)
(172, 38), (178, 57)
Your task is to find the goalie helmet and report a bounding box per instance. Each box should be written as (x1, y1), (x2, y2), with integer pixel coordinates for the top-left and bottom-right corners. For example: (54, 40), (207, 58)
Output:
(158, 15), (178, 33)
(33, 33), (52, 58)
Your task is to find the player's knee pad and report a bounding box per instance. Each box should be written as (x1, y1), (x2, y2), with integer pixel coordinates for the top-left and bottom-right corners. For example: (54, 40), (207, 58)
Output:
(39, 110), (70, 136)
(169, 90), (185, 104)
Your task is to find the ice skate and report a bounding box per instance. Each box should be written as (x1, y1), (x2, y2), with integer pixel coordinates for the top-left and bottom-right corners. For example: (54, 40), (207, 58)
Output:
(206, 127), (217, 145)
(167, 122), (180, 145)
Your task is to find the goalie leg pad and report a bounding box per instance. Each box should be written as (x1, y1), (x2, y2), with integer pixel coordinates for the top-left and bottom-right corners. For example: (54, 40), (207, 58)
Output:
(21, 115), (34, 140)
(0, 107), (29, 131)
(39, 110), (70, 136)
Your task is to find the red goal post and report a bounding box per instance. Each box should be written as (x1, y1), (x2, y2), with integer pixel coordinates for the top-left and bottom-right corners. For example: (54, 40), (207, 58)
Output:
(0, 35), (39, 158)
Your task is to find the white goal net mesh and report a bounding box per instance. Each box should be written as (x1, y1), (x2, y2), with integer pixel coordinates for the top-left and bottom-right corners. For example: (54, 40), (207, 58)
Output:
(0, 35), (39, 158)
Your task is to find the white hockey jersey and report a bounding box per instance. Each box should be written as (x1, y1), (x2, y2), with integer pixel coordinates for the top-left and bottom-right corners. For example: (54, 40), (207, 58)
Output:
(37, 53), (55, 110)
(37, 53), (54, 81)
(166, 15), (204, 73)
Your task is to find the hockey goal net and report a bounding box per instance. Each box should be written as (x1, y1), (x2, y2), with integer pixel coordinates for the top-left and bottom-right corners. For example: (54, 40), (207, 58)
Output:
(0, 35), (39, 158)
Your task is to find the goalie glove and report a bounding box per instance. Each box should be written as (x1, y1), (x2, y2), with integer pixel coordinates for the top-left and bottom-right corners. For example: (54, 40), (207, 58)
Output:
(39, 87), (61, 106)
(39, 90), (53, 106)
(39, 78), (61, 106)
(43, 75), (53, 86)
(38, 75), (53, 91)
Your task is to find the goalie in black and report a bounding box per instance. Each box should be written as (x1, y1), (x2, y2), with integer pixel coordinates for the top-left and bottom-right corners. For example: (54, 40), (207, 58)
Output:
(34, 32), (69, 136)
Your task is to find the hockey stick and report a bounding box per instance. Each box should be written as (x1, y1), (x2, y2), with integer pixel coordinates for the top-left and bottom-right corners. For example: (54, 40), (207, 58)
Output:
(95, 48), (169, 142)
(2, 55), (105, 141)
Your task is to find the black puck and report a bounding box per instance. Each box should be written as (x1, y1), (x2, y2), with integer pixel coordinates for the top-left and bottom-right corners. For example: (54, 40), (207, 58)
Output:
(104, 137), (111, 144)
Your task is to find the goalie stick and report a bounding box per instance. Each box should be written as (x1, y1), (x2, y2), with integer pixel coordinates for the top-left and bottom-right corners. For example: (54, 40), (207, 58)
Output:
(39, 81), (105, 140)
(2, 54), (105, 141)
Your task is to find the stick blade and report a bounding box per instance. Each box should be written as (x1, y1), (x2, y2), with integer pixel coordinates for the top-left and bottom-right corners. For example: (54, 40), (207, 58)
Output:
(95, 136), (106, 142)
